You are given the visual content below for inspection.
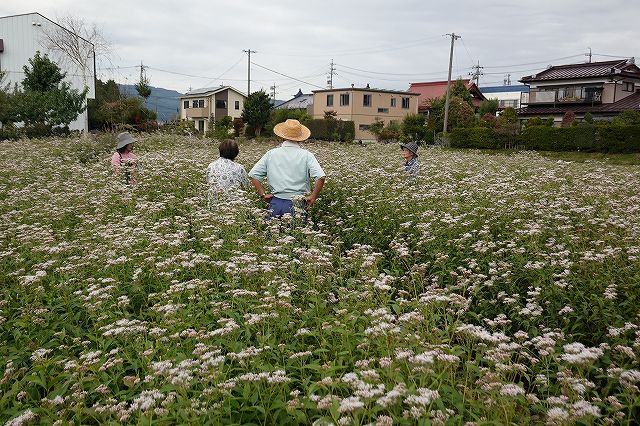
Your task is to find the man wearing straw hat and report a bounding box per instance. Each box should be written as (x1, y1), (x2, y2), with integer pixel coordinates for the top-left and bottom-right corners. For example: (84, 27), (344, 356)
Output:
(248, 119), (326, 218)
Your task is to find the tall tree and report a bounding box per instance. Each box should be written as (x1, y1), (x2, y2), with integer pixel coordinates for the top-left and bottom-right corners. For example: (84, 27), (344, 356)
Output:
(41, 14), (110, 86)
(242, 90), (272, 136)
(16, 53), (87, 131)
(135, 65), (152, 100)
(451, 79), (473, 106)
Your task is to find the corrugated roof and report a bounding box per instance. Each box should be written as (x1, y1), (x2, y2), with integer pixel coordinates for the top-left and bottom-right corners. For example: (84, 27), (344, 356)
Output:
(481, 85), (529, 94)
(521, 59), (640, 82)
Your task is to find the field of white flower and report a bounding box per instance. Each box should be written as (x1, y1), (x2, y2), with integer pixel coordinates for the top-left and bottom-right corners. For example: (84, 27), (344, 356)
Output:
(1, 134), (639, 425)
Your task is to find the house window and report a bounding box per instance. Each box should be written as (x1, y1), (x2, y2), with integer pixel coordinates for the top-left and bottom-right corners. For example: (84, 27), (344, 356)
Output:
(198, 120), (205, 132)
(198, 99), (204, 108)
(192, 100), (198, 108)
(377, 108), (389, 114)
(401, 97), (410, 109)
(359, 124), (371, 131)
(340, 93), (349, 106)
(216, 100), (227, 109)
(363, 94), (372, 107)
(623, 82), (635, 92)
(390, 98), (396, 107)
(327, 94), (334, 107)
(183, 100), (189, 109)
(235, 100), (240, 110)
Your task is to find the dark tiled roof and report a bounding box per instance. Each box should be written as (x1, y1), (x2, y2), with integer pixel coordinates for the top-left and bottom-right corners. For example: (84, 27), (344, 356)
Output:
(521, 60), (640, 82)
(518, 92), (640, 116)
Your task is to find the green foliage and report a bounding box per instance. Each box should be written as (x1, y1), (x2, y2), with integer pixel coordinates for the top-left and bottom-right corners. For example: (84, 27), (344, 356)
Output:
(21, 52), (66, 92)
(583, 112), (594, 124)
(207, 115), (234, 140)
(448, 96), (477, 129)
(96, 97), (157, 130)
(265, 108), (311, 136)
(378, 120), (401, 142)
(88, 79), (121, 129)
(242, 90), (272, 137)
(135, 75), (152, 100)
(450, 127), (512, 149)
(612, 109), (640, 126)
(478, 99), (499, 116)
(428, 95), (476, 131)
(497, 107), (518, 125)
(400, 113), (428, 142)
(525, 117), (544, 127)
(306, 119), (355, 141)
(450, 78), (473, 105)
(368, 117), (385, 138)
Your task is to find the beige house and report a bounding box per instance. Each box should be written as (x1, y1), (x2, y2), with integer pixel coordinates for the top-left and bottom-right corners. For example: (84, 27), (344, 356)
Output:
(312, 87), (419, 141)
(179, 86), (246, 132)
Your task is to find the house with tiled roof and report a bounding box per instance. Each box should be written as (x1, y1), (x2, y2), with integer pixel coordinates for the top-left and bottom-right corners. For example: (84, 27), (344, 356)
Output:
(275, 89), (313, 112)
(518, 59), (640, 124)
(408, 79), (486, 114)
(179, 86), (246, 133)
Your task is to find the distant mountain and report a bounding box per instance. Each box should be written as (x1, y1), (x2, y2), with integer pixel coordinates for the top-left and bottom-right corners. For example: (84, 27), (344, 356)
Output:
(118, 84), (183, 123)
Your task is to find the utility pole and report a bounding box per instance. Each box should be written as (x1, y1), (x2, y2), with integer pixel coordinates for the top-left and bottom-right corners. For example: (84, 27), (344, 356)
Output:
(243, 49), (256, 95)
(469, 60), (484, 87)
(327, 59), (336, 89)
(503, 74), (511, 86)
(585, 47), (592, 63)
(270, 83), (276, 100)
(443, 32), (461, 134)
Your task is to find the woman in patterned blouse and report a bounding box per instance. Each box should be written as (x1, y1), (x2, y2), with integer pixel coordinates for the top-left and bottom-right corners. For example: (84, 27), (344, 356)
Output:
(207, 139), (249, 205)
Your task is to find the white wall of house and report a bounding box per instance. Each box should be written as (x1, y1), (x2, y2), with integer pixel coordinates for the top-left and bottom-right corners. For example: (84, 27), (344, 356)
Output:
(226, 90), (244, 119)
(0, 13), (96, 132)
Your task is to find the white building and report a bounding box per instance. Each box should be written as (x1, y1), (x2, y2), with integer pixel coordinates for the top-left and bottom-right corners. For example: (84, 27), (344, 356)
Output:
(479, 85), (529, 111)
(0, 12), (96, 132)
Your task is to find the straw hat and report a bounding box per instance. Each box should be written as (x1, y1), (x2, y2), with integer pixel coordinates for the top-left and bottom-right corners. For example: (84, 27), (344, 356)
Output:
(400, 141), (419, 157)
(273, 119), (311, 142)
(116, 132), (136, 149)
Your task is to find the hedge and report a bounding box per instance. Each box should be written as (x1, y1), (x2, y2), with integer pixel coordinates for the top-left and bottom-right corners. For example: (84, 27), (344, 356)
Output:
(450, 125), (640, 153)
(521, 124), (640, 153)
(306, 119), (355, 142)
(449, 127), (513, 150)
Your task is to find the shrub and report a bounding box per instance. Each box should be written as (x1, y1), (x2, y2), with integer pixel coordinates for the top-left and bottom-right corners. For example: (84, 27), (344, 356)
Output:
(265, 108), (311, 136)
(595, 124), (640, 153)
(306, 119), (354, 141)
(401, 114), (429, 143)
(207, 116), (233, 140)
(521, 125), (597, 152)
(0, 126), (20, 141)
(450, 127), (511, 149)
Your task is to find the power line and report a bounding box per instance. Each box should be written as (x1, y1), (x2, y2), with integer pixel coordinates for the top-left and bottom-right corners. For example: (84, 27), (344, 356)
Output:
(482, 54), (585, 69)
(250, 61), (325, 90)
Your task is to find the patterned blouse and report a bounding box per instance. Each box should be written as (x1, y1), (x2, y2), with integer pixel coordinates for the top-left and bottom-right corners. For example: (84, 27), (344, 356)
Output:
(207, 158), (249, 202)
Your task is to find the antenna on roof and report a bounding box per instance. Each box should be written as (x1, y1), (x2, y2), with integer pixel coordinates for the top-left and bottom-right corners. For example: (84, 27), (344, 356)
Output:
(585, 47), (592, 63)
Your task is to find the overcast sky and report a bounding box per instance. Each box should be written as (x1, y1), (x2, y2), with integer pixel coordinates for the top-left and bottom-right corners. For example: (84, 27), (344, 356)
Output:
(2, 0), (639, 98)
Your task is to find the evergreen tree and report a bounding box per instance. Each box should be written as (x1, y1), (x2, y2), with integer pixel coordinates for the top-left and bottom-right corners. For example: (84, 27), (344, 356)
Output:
(242, 90), (272, 137)
(16, 52), (87, 132)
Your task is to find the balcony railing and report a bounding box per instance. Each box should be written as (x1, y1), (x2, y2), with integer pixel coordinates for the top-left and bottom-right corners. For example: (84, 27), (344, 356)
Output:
(525, 88), (603, 105)
(185, 107), (208, 118)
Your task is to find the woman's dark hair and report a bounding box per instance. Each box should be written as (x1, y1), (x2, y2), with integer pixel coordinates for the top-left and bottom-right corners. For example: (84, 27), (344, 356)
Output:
(117, 143), (133, 154)
(219, 139), (239, 160)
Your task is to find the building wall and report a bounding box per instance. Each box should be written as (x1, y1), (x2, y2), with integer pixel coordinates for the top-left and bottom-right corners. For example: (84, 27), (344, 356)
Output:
(312, 89), (418, 140)
(179, 88), (246, 132)
(0, 13), (96, 132)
